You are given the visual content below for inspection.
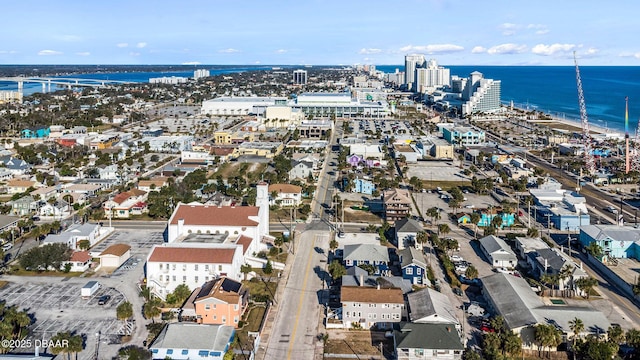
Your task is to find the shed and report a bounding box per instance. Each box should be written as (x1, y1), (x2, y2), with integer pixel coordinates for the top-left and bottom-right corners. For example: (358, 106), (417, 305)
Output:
(99, 243), (131, 268)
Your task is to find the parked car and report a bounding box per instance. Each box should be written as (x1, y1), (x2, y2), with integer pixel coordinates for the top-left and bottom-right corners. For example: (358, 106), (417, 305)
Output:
(452, 287), (463, 296)
(455, 264), (469, 273)
(450, 255), (464, 263)
(606, 206), (619, 213)
(98, 295), (111, 305)
(2, 243), (12, 251)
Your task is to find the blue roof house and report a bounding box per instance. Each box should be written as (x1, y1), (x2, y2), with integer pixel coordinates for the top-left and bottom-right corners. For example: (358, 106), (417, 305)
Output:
(353, 178), (375, 195)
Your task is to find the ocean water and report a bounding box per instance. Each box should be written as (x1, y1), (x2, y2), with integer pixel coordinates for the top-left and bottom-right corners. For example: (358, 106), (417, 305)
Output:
(378, 65), (640, 133)
(1, 64), (639, 133)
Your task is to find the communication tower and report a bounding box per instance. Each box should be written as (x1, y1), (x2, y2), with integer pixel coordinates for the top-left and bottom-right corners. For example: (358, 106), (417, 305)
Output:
(573, 52), (597, 177)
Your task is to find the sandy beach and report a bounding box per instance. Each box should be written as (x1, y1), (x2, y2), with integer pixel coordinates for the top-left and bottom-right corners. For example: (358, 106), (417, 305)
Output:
(523, 108), (625, 138)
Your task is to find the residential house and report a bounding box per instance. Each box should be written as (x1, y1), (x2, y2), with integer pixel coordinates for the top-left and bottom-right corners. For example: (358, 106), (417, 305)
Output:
(342, 270), (413, 295)
(482, 273), (610, 350)
(62, 251), (93, 272)
(31, 186), (59, 201)
(149, 323), (235, 360)
(352, 178), (375, 195)
(406, 288), (460, 328)
(0, 156), (31, 175)
(62, 183), (102, 197)
(395, 217), (423, 250)
(514, 236), (549, 259)
(478, 235), (517, 269)
(21, 127), (50, 139)
(9, 195), (39, 216)
(99, 244), (131, 268)
(341, 286), (404, 329)
(399, 247), (427, 285)
(579, 225), (640, 260)
(383, 188), (412, 222)
(0, 215), (19, 234)
(103, 189), (148, 219)
(350, 144), (385, 161)
(456, 213), (471, 225)
(347, 154), (364, 168)
(180, 277), (248, 327)
(43, 223), (101, 249)
(288, 160), (313, 181)
(343, 244), (390, 276)
(146, 245), (244, 299)
(268, 183), (302, 207)
(527, 247), (587, 292)
(39, 200), (70, 218)
(476, 210), (515, 228)
(138, 177), (169, 192)
(6, 179), (36, 194)
(394, 322), (464, 360)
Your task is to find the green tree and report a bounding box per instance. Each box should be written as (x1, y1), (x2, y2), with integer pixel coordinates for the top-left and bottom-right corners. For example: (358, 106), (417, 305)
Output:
(49, 332), (72, 359)
(143, 297), (162, 324)
(465, 265), (478, 280)
(575, 276), (598, 299)
(470, 212), (481, 239)
(167, 284), (191, 306)
(607, 324), (625, 345)
(328, 260), (346, 280)
(77, 239), (91, 250)
(329, 238), (339, 253)
(535, 323), (562, 359)
(569, 317), (584, 360)
(118, 345), (152, 360)
(426, 207), (440, 227)
(19, 243), (72, 271)
(585, 242), (603, 258)
(263, 259), (273, 275)
(576, 335), (618, 360)
(438, 223), (450, 236)
(241, 264), (252, 281)
(117, 301), (134, 322)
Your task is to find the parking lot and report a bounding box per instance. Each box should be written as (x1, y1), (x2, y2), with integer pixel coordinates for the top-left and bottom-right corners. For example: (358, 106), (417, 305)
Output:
(0, 229), (164, 358)
(0, 281), (128, 358)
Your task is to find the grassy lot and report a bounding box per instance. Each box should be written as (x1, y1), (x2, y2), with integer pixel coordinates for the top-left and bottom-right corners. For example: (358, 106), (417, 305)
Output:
(324, 330), (394, 357)
(0, 280), (8, 288)
(236, 305), (267, 351)
(342, 208), (383, 224)
(7, 267), (84, 277)
(242, 278), (278, 301)
(422, 180), (472, 190)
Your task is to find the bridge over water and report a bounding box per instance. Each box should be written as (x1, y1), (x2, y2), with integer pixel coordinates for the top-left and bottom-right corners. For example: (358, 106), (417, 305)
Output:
(0, 76), (132, 93)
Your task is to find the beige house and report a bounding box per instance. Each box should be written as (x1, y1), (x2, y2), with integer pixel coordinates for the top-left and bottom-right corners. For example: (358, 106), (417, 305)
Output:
(138, 177), (169, 192)
(99, 244), (131, 268)
(7, 179), (37, 194)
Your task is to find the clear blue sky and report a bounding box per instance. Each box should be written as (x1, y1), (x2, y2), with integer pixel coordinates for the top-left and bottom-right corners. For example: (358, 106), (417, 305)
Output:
(2, 0), (639, 66)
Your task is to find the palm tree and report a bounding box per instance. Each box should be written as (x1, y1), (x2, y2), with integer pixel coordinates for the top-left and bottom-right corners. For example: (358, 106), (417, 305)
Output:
(240, 264), (252, 281)
(143, 297), (162, 324)
(575, 276), (598, 299)
(470, 212), (481, 239)
(13, 311), (30, 339)
(438, 223), (450, 236)
(67, 334), (83, 360)
(569, 317), (584, 360)
(117, 301), (134, 323)
(426, 207), (440, 227)
(49, 332), (72, 359)
(329, 239), (338, 254)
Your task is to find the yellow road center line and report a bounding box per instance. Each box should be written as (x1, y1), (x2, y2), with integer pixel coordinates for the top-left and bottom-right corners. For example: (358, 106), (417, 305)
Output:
(287, 234), (317, 360)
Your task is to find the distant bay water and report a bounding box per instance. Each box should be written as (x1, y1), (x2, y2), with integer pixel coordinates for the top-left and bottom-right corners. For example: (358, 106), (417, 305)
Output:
(1, 64), (639, 133)
(379, 65), (640, 134)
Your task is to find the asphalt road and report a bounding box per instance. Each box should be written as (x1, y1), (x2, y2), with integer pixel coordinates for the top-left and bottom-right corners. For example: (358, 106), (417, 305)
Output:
(262, 230), (329, 360)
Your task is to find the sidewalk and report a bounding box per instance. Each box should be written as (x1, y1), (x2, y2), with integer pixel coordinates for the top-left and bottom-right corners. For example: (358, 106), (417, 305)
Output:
(254, 231), (297, 360)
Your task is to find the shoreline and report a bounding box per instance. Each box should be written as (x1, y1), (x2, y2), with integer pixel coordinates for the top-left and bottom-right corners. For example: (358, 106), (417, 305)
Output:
(511, 106), (625, 137)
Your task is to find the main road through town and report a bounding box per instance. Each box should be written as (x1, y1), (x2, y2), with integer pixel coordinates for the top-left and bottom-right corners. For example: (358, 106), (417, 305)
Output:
(260, 123), (342, 360)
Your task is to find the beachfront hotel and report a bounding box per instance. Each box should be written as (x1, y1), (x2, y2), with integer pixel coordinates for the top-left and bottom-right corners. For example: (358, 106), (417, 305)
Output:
(461, 71), (502, 115)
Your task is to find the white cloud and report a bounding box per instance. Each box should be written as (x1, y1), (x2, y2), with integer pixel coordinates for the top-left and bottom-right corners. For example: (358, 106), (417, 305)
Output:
(487, 43), (527, 55)
(471, 46), (487, 54)
(76, 52), (90, 56)
(117, 43), (128, 48)
(136, 42), (147, 48)
(0, 50), (18, 54)
(129, 52), (140, 57)
(635, 53), (640, 59)
(182, 61), (201, 65)
(38, 49), (62, 56)
(219, 48), (239, 53)
(500, 22), (518, 36)
(359, 48), (382, 55)
(275, 49), (287, 54)
(531, 43), (576, 56)
(400, 44), (464, 54)
(255, 61), (261, 64)
(527, 24), (549, 35)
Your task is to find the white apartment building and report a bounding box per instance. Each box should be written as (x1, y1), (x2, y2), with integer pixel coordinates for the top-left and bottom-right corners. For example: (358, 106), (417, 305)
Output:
(461, 71), (502, 115)
(404, 54), (426, 91)
(194, 69), (210, 80)
(415, 59), (451, 94)
(146, 245), (244, 298)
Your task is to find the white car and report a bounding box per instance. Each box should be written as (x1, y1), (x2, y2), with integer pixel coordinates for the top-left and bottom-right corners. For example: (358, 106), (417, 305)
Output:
(495, 267), (512, 274)
(455, 264), (469, 273)
(450, 255), (464, 263)
(2, 243), (12, 251)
